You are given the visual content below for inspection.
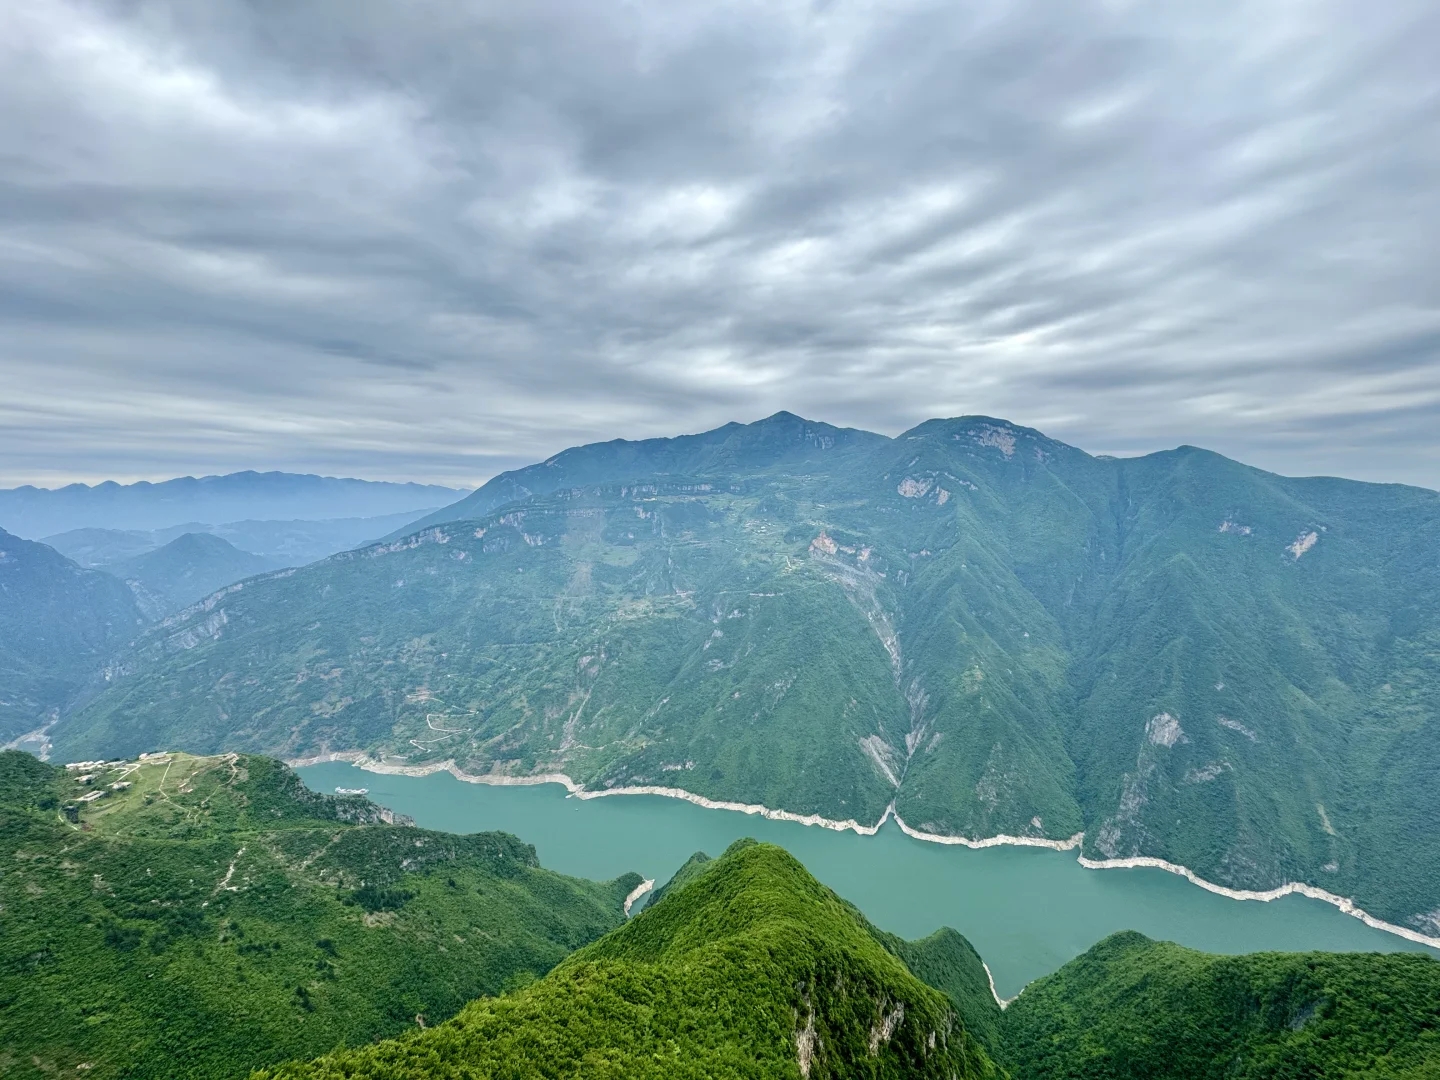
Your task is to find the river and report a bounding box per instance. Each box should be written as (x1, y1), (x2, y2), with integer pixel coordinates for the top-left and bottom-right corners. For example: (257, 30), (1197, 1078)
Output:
(298, 761), (1438, 998)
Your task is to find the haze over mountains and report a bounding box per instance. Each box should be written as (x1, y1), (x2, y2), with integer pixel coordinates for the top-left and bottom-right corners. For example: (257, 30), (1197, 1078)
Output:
(0, 472), (466, 539)
(15, 412), (1434, 943)
(0, 472), (469, 746)
(0, 527), (145, 746)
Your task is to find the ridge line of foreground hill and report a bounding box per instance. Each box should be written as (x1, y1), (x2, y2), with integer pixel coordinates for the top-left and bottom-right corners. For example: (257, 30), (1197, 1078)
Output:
(292, 750), (1440, 953)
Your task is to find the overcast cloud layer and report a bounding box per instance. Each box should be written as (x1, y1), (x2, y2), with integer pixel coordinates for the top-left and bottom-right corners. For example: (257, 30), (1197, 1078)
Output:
(2, 0), (1438, 489)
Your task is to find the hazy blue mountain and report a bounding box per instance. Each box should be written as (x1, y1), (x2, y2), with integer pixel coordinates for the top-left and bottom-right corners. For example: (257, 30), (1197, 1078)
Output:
(0, 528), (144, 744)
(0, 472), (466, 538)
(52, 415), (1440, 934)
(47, 509), (440, 572)
(159, 509), (444, 565)
(41, 527), (157, 568)
(104, 532), (284, 618)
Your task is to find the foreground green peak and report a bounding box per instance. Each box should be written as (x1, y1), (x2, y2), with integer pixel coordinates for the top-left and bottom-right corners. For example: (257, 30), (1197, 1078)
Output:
(258, 840), (999, 1080)
(1002, 930), (1440, 1079)
(0, 751), (636, 1080)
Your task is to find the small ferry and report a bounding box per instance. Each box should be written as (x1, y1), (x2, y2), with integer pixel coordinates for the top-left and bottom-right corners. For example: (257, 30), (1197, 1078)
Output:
(335, 786), (369, 795)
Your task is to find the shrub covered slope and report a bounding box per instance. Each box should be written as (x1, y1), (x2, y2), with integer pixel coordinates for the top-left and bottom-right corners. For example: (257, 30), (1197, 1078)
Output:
(258, 840), (998, 1080)
(53, 412), (1440, 932)
(0, 750), (636, 1079)
(1001, 930), (1440, 1079)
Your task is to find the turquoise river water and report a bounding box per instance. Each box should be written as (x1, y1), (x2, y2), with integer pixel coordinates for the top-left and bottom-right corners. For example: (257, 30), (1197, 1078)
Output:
(298, 762), (1438, 998)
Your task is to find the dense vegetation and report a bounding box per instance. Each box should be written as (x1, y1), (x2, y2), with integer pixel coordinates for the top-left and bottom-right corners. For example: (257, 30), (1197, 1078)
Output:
(257, 840), (998, 1080)
(640, 848), (1006, 1057)
(1001, 930), (1440, 1079)
(0, 750), (637, 1079)
(48, 412), (1440, 932)
(877, 927), (1004, 1060)
(0, 527), (144, 744)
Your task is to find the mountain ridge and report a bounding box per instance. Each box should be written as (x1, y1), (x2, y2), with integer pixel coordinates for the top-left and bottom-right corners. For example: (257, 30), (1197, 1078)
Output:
(49, 413), (1440, 936)
(257, 839), (999, 1079)
(0, 471), (467, 537)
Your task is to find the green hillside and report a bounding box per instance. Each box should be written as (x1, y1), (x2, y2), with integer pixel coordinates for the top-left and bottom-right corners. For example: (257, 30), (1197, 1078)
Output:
(0, 528), (145, 744)
(642, 848), (1005, 1057)
(0, 750), (637, 1080)
(52, 413), (1440, 933)
(1001, 930), (1440, 1079)
(256, 839), (998, 1080)
(878, 927), (1004, 1060)
(104, 531), (283, 617)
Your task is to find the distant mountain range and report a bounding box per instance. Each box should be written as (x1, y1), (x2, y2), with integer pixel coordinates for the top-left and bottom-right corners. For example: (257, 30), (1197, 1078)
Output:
(22, 412), (1440, 936)
(0, 480), (460, 743)
(44, 508), (443, 569)
(0, 471), (467, 538)
(103, 533), (285, 619)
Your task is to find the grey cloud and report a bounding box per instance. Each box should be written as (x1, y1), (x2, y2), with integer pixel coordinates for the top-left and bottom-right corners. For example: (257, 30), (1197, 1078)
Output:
(0, 0), (1437, 488)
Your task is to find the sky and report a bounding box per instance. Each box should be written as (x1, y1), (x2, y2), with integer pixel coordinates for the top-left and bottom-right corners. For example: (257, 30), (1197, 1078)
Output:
(2, 0), (1438, 491)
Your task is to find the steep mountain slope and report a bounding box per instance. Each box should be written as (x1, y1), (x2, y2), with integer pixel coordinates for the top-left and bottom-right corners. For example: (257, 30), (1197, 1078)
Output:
(0, 472), (464, 538)
(878, 927), (1004, 1061)
(0, 528), (145, 743)
(257, 840), (998, 1079)
(0, 750), (637, 1080)
(1001, 930), (1440, 1079)
(104, 532), (283, 617)
(53, 415), (1440, 932)
(641, 849), (712, 910)
(642, 848), (1005, 1057)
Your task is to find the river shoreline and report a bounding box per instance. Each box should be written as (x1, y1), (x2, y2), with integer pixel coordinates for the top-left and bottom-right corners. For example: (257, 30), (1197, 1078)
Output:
(289, 750), (1440, 955)
(622, 878), (654, 917)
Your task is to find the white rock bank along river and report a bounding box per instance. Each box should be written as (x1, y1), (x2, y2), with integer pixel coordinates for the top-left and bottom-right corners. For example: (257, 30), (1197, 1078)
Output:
(298, 762), (1438, 999)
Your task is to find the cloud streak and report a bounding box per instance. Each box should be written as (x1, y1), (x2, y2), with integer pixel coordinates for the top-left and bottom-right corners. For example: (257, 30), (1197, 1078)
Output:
(1, 0), (1438, 487)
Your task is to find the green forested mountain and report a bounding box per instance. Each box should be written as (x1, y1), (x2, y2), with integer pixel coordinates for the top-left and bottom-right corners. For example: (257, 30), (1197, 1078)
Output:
(0, 750), (637, 1080)
(50, 413), (1440, 933)
(387, 411), (888, 539)
(1001, 930), (1440, 1079)
(637, 847), (1007, 1057)
(103, 531), (284, 618)
(257, 839), (999, 1080)
(0, 528), (145, 743)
